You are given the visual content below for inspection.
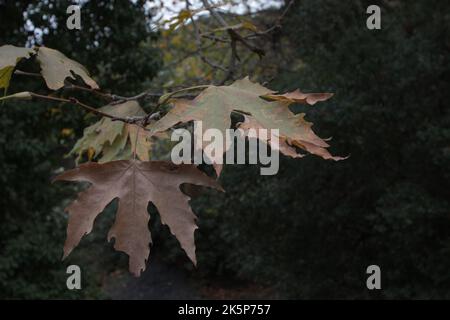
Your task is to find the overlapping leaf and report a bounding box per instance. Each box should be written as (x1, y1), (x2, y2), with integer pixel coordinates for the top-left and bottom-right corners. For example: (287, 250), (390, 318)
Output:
(70, 101), (153, 163)
(0, 45), (34, 90)
(54, 160), (223, 276)
(150, 77), (344, 169)
(262, 89), (334, 105)
(238, 116), (305, 159)
(37, 46), (99, 90)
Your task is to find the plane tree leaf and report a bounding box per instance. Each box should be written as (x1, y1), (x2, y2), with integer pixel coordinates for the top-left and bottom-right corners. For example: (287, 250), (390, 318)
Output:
(53, 160), (223, 276)
(150, 77), (344, 170)
(69, 101), (153, 163)
(0, 45), (35, 90)
(36, 46), (99, 90)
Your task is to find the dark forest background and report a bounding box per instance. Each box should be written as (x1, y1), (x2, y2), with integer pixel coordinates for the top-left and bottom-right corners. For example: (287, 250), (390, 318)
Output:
(0, 0), (449, 299)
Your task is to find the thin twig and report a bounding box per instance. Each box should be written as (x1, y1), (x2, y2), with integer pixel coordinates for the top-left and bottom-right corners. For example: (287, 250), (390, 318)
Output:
(244, 0), (295, 39)
(142, 84), (210, 125)
(64, 83), (113, 101)
(201, 0), (265, 57)
(110, 91), (162, 103)
(200, 34), (230, 43)
(186, 0), (228, 73)
(14, 70), (41, 77)
(220, 32), (238, 84)
(28, 92), (146, 125)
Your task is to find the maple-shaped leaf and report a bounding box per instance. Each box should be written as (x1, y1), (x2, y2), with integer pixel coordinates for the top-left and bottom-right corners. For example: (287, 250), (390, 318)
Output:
(0, 45), (34, 89)
(54, 160), (223, 276)
(150, 77), (344, 171)
(70, 101), (153, 163)
(36, 46), (99, 90)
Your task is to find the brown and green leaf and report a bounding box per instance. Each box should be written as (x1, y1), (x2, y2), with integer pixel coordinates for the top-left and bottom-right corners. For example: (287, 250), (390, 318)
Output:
(70, 101), (153, 163)
(151, 77), (344, 168)
(0, 45), (34, 90)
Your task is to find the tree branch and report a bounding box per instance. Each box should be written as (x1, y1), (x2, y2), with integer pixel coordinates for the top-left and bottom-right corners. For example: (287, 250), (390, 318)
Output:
(14, 70), (41, 77)
(244, 0), (295, 39)
(64, 83), (113, 101)
(186, 0), (228, 73)
(200, 0), (265, 57)
(28, 92), (147, 126)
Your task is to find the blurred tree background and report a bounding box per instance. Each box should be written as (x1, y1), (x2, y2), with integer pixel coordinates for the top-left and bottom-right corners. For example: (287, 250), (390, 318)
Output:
(0, 0), (161, 298)
(1, 0), (449, 299)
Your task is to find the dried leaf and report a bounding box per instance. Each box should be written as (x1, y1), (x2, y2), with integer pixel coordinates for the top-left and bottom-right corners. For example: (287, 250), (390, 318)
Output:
(151, 77), (343, 170)
(37, 46), (99, 90)
(262, 89), (334, 105)
(238, 116), (305, 159)
(69, 101), (153, 163)
(54, 160), (223, 276)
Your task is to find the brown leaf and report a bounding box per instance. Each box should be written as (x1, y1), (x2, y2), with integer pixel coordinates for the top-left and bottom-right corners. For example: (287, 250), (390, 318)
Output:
(237, 116), (305, 159)
(54, 160), (223, 276)
(262, 89), (334, 105)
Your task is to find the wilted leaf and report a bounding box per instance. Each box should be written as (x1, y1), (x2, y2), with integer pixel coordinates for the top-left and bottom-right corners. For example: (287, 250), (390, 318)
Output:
(37, 46), (99, 90)
(0, 45), (34, 89)
(262, 89), (334, 105)
(69, 101), (153, 163)
(54, 160), (223, 276)
(151, 77), (344, 170)
(238, 116), (305, 159)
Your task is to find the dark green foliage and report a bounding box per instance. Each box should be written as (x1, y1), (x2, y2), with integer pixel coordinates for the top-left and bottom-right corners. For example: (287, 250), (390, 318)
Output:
(25, 0), (162, 94)
(185, 0), (450, 298)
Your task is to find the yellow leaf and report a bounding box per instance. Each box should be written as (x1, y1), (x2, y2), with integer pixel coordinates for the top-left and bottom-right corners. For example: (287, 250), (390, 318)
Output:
(242, 21), (258, 32)
(178, 10), (192, 21)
